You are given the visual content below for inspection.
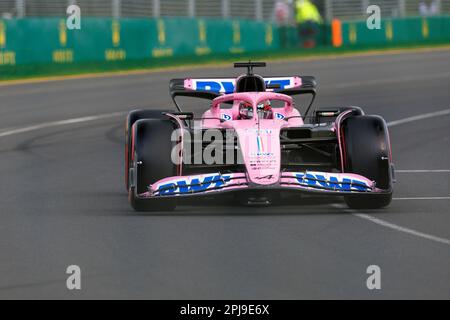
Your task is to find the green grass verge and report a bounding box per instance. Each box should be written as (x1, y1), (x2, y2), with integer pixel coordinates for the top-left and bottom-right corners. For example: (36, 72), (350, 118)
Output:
(1, 41), (450, 82)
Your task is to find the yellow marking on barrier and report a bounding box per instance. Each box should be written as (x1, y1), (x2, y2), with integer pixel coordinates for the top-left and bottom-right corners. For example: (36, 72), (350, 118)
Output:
(2, 45), (450, 86)
(105, 49), (126, 61)
(230, 47), (245, 54)
(112, 20), (121, 47)
(152, 20), (173, 58)
(53, 50), (74, 63)
(157, 19), (166, 46)
(385, 20), (393, 41)
(105, 21), (126, 61)
(349, 23), (357, 44)
(0, 21), (6, 48)
(152, 48), (173, 58)
(199, 20), (207, 44)
(195, 47), (211, 56)
(265, 24), (273, 47)
(53, 20), (72, 64)
(422, 18), (429, 39)
(233, 21), (241, 45)
(59, 20), (67, 47)
(0, 51), (15, 65)
(195, 20), (211, 56)
(230, 21), (244, 54)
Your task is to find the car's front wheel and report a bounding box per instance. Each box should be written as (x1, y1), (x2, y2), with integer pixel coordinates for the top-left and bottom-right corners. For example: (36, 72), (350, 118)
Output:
(341, 115), (393, 209)
(129, 119), (177, 212)
(125, 109), (173, 191)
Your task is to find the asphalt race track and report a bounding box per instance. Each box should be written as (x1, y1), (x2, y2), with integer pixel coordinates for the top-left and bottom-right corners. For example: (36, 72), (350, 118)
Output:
(0, 49), (449, 299)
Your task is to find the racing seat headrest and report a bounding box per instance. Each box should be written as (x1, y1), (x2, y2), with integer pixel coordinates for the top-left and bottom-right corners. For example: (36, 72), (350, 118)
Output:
(235, 75), (266, 93)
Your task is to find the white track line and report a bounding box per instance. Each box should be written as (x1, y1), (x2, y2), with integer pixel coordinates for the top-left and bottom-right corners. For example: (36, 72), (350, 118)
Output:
(0, 112), (126, 139)
(332, 204), (450, 246)
(396, 170), (450, 173)
(393, 197), (450, 201)
(331, 72), (450, 89)
(387, 109), (450, 127)
(344, 109), (450, 246)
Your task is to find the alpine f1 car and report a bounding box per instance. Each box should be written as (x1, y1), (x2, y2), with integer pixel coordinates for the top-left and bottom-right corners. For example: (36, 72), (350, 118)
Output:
(125, 62), (394, 211)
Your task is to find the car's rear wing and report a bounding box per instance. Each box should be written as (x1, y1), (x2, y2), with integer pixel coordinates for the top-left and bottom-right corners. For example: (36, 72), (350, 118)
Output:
(169, 76), (317, 113)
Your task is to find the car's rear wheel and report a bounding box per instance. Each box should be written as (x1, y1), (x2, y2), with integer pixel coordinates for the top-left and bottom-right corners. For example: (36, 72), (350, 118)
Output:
(125, 109), (173, 191)
(129, 119), (177, 212)
(341, 115), (393, 209)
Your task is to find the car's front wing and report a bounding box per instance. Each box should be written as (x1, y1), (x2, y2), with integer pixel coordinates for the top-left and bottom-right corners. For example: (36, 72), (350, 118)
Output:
(137, 171), (389, 199)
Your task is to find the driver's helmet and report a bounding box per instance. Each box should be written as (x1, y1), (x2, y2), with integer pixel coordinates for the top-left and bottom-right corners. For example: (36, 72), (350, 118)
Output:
(239, 101), (253, 119)
(257, 100), (273, 119)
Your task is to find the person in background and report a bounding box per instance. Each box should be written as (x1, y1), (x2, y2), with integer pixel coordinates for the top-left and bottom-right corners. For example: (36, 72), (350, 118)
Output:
(295, 0), (323, 48)
(273, 0), (293, 25)
(273, 0), (294, 48)
(419, 0), (440, 16)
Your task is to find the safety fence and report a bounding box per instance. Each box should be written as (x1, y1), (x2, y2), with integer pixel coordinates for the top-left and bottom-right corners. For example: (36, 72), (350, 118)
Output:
(1, 0), (291, 21)
(2, 1), (450, 21)
(0, 16), (449, 69)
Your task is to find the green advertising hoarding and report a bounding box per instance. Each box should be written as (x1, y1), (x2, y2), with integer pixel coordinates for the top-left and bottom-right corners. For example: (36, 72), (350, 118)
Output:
(0, 17), (281, 67)
(341, 16), (450, 47)
(1, 16), (449, 70)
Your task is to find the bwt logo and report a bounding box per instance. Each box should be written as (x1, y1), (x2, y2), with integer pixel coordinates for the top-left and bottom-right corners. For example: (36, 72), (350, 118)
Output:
(157, 175), (232, 196)
(66, 5), (81, 30)
(295, 173), (370, 192)
(195, 79), (292, 94)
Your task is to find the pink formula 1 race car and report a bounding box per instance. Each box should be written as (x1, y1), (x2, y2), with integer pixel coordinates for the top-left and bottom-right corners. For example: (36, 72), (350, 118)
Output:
(125, 62), (394, 212)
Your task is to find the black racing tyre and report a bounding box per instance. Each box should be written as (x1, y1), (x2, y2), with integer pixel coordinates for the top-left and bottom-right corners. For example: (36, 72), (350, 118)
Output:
(341, 115), (393, 209)
(125, 109), (173, 190)
(129, 119), (177, 212)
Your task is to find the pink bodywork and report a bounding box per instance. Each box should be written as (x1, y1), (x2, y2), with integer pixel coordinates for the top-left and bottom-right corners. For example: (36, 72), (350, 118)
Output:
(203, 92), (302, 185)
(138, 90), (381, 199)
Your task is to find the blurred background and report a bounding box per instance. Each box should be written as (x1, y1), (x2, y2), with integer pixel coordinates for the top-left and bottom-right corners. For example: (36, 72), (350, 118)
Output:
(0, 1), (449, 79)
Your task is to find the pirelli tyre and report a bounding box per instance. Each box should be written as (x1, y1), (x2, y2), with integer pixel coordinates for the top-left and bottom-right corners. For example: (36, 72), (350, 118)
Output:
(125, 109), (173, 191)
(129, 119), (177, 212)
(341, 115), (393, 209)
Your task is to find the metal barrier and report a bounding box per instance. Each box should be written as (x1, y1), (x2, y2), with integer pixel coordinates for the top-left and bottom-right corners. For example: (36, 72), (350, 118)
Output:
(1, 0), (449, 21)
(0, 0), (282, 20)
